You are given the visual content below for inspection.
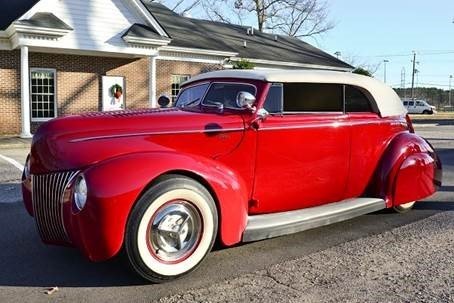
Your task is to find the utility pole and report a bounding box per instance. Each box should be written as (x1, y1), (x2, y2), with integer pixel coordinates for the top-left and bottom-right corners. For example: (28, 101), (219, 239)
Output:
(410, 52), (416, 101)
(401, 67), (406, 99)
(383, 59), (389, 83)
(450, 75), (453, 110)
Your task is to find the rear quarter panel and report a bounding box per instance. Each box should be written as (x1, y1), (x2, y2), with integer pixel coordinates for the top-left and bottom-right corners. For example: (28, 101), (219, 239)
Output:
(367, 132), (442, 207)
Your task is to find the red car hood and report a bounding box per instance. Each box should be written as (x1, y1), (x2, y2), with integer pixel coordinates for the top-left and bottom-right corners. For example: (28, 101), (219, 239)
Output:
(30, 108), (245, 174)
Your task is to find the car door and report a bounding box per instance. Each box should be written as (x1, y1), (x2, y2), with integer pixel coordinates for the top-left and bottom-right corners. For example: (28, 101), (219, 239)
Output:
(250, 83), (350, 215)
(343, 85), (397, 198)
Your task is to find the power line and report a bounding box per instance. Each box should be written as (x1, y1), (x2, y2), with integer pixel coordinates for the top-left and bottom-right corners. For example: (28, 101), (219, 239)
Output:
(357, 50), (454, 58)
(392, 82), (452, 88)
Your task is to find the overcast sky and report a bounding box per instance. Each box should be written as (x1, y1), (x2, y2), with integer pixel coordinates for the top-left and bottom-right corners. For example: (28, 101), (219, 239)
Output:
(316, 0), (454, 89)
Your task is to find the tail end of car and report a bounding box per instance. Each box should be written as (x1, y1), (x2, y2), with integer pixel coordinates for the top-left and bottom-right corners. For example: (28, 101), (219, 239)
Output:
(368, 132), (442, 208)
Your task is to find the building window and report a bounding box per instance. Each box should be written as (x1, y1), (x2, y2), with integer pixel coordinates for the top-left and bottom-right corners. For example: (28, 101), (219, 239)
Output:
(171, 74), (190, 103)
(30, 69), (56, 121)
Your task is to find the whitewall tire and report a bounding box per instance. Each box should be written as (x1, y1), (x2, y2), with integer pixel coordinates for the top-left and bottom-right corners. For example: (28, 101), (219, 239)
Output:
(125, 175), (218, 283)
(393, 201), (416, 213)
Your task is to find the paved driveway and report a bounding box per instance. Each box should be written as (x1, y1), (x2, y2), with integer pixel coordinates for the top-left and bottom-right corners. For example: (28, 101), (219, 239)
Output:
(0, 123), (452, 302)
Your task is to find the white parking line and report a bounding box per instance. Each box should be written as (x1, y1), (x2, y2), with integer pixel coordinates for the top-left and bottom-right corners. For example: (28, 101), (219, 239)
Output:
(0, 154), (24, 172)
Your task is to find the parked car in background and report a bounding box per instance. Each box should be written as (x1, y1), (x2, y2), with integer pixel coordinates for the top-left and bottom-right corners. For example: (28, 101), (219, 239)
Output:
(22, 70), (442, 283)
(403, 99), (436, 114)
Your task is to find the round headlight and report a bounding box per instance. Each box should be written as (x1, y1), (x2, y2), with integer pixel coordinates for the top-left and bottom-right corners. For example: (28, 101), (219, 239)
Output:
(74, 175), (88, 211)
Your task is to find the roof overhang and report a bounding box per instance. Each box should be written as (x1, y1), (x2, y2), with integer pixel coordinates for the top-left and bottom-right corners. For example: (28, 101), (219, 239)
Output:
(129, 0), (170, 38)
(123, 35), (170, 47)
(7, 23), (72, 38)
(160, 45), (238, 57)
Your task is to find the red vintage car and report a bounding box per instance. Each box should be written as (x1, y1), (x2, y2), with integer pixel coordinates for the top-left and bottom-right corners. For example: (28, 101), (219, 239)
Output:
(22, 70), (442, 283)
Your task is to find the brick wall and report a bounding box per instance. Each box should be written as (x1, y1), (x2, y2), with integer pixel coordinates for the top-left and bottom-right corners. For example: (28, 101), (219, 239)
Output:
(0, 52), (220, 135)
(0, 50), (21, 135)
(156, 59), (222, 98)
(29, 53), (149, 133)
(0, 51), (150, 135)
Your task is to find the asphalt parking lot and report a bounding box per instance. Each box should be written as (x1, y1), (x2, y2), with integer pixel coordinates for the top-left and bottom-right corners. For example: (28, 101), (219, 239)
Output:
(0, 122), (453, 302)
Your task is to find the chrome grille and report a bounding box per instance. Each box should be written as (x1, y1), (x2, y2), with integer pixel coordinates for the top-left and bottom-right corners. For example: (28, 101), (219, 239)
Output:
(32, 171), (78, 243)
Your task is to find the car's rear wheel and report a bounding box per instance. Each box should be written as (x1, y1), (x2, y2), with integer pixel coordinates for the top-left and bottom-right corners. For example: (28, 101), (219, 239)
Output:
(125, 175), (218, 283)
(393, 201), (415, 213)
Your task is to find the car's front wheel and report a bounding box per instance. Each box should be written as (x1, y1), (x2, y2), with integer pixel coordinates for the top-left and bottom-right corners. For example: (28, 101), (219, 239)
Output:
(393, 201), (415, 213)
(125, 175), (218, 283)
(422, 110), (431, 115)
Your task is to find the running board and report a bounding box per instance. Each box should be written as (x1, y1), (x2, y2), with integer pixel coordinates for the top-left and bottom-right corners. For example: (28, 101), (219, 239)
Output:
(242, 198), (386, 242)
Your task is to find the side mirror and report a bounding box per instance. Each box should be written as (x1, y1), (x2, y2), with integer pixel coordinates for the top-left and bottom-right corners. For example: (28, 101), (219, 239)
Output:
(236, 91), (256, 110)
(157, 95), (171, 108)
(250, 108), (269, 129)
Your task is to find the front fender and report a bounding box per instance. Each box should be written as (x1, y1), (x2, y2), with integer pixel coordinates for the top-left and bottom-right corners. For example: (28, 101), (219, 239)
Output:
(66, 151), (249, 262)
(368, 132), (442, 207)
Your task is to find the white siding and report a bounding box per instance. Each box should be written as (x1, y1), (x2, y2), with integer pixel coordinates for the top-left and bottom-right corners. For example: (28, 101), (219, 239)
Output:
(19, 0), (158, 56)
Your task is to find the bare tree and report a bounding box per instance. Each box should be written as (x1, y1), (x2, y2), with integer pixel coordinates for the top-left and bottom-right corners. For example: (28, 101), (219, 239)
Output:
(155, 0), (333, 38)
(342, 54), (380, 76)
(157, 0), (202, 14)
(200, 0), (334, 38)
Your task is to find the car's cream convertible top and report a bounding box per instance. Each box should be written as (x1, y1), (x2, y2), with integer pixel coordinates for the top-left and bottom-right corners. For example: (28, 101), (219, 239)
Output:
(184, 69), (406, 117)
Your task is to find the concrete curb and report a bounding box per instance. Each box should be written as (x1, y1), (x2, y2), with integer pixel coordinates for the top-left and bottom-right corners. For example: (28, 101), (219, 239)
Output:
(411, 119), (454, 125)
(0, 137), (31, 150)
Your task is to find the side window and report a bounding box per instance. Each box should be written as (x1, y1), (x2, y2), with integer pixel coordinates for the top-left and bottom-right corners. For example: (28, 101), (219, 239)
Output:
(403, 101), (408, 106)
(203, 83), (256, 109)
(283, 83), (343, 112)
(345, 85), (373, 113)
(171, 74), (190, 103)
(409, 101), (415, 106)
(416, 101), (423, 106)
(263, 83), (283, 113)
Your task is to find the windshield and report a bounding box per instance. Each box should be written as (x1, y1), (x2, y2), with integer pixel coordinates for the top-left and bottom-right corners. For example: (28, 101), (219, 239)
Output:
(175, 83), (210, 108)
(175, 82), (257, 109)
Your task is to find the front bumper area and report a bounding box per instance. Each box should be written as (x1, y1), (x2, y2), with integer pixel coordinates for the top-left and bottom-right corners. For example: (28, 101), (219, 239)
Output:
(22, 170), (131, 262)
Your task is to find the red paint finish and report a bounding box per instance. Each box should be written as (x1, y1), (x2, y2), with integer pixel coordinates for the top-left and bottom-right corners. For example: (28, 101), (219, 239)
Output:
(366, 132), (442, 207)
(252, 113), (350, 213)
(22, 77), (442, 263)
(345, 113), (408, 198)
(394, 153), (437, 204)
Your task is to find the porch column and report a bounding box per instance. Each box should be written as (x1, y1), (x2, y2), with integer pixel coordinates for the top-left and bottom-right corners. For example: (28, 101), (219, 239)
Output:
(20, 46), (32, 138)
(149, 56), (157, 108)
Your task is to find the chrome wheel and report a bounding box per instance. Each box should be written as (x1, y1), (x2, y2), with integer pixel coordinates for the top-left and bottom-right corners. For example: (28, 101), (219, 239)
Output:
(126, 175), (218, 283)
(148, 201), (203, 263)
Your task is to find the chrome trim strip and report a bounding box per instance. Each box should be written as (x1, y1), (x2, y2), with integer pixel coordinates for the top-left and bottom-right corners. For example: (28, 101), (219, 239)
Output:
(69, 127), (245, 143)
(259, 119), (398, 131)
(242, 198), (386, 242)
(260, 123), (343, 131)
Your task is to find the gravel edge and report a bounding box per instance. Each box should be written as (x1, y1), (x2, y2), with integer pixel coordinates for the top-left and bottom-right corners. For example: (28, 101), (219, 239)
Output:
(158, 211), (454, 303)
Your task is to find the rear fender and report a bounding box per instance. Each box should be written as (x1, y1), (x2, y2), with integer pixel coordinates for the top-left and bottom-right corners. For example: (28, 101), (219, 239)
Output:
(68, 151), (249, 261)
(368, 132), (442, 207)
